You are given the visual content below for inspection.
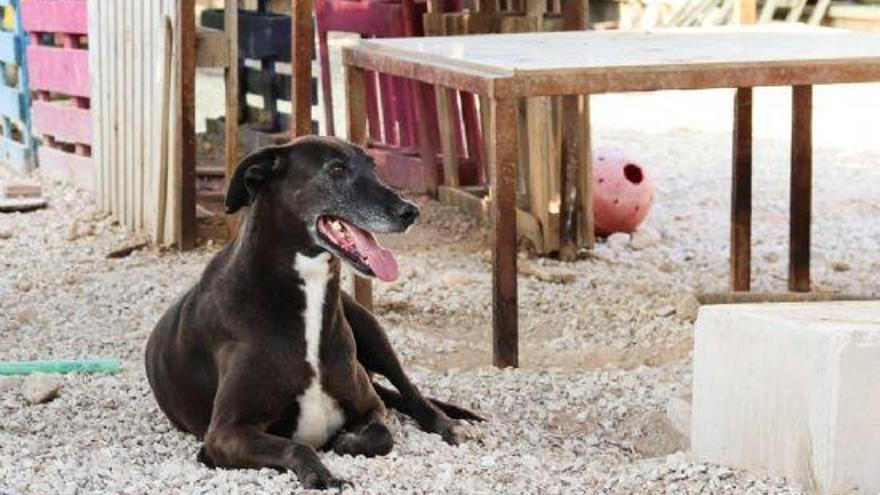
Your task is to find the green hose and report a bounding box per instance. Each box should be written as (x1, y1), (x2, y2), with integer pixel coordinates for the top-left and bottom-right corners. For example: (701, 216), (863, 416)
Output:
(0, 359), (121, 376)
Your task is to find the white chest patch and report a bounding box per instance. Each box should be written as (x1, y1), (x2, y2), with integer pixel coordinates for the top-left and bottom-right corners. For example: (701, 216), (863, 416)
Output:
(291, 252), (345, 448)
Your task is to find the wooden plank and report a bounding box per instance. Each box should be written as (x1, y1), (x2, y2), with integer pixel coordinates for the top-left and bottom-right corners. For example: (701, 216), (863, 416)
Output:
(0, 137), (29, 171)
(559, 95), (580, 259)
(576, 95), (594, 249)
(786, 0), (807, 23)
(0, 84), (20, 122)
(135, 0), (145, 230)
(758, 0), (777, 23)
(490, 97), (518, 369)
(26, 45), (90, 97)
(109, 1), (119, 219)
(525, 96), (560, 253)
(88, 0), (104, 210)
(225, 0), (239, 236)
(437, 185), (544, 250)
(292, 0), (313, 136)
(734, 0), (756, 24)
(21, 0), (88, 34)
(38, 146), (94, 191)
(789, 85), (812, 292)
(125, 0), (135, 230)
(179, 0), (197, 249)
(346, 64), (372, 309)
(731, 87), (752, 291)
(31, 101), (92, 144)
(156, 15), (174, 244)
(0, 31), (16, 64)
(807, 0), (832, 26)
(436, 88), (460, 187)
(696, 291), (873, 305)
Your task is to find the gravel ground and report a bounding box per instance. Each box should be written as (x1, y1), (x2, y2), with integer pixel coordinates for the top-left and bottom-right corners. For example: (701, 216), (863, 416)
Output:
(3, 83), (880, 493)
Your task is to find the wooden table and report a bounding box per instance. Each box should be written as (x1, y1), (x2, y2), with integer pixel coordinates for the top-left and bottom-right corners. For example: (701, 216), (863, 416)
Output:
(343, 24), (880, 368)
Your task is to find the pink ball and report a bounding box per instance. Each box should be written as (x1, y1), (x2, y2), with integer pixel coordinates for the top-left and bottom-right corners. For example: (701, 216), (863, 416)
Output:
(592, 146), (654, 236)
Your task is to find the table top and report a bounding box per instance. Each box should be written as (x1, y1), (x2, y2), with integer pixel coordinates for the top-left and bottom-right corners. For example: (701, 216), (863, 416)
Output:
(344, 24), (880, 97)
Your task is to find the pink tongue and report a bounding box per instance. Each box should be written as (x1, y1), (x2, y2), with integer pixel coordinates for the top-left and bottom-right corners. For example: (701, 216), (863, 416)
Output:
(344, 222), (399, 282)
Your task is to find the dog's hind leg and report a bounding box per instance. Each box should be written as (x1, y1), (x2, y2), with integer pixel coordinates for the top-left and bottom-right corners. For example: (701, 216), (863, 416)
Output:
(372, 382), (484, 422)
(342, 292), (484, 444)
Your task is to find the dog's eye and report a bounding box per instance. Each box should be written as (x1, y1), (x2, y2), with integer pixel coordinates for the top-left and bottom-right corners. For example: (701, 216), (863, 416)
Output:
(327, 160), (346, 178)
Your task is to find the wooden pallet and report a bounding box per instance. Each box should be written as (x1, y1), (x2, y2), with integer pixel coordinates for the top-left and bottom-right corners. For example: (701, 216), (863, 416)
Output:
(0, 0), (34, 173)
(22, 0), (93, 190)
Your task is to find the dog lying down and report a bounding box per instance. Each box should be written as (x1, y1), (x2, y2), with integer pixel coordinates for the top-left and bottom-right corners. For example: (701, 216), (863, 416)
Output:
(145, 136), (483, 489)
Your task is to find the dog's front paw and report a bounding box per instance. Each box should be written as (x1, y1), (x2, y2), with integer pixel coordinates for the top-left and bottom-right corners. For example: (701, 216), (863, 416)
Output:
(433, 417), (463, 446)
(301, 470), (349, 491)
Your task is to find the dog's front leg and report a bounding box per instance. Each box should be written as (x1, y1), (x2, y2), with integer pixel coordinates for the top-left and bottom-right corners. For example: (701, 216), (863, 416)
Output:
(203, 424), (346, 490)
(342, 292), (484, 444)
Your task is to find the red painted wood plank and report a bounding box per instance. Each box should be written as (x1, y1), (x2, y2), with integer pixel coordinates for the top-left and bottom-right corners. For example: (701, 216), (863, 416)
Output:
(27, 45), (90, 97)
(21, 0), (88, 35)
(39, 146), (94, 191)
(32, 100), (91, 145)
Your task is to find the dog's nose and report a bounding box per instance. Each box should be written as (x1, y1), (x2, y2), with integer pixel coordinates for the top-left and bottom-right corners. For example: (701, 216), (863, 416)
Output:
(396, 203), (419, 224)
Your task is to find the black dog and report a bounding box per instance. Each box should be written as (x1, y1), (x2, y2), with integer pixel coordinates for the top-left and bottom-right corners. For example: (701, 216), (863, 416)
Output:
(145, 136), (482, 489)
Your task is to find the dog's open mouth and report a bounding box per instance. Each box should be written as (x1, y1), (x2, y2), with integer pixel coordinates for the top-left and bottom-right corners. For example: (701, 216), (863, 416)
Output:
(317, 216), (399, 282)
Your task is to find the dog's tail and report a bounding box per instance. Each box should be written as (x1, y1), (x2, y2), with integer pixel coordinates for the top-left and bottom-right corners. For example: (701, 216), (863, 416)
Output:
(372, 383), (485, 422)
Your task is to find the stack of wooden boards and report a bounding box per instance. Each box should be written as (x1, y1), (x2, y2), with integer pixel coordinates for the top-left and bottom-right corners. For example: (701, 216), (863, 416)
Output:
(0, 179), (45, 212)
(425, 0), (593, 256)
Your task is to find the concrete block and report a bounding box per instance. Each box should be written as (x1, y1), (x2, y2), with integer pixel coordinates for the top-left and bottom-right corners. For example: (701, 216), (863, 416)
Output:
(692, 301), (880, 494)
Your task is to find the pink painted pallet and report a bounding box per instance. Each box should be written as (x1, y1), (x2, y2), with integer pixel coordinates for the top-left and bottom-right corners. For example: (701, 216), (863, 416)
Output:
(21, 0), (93, 190)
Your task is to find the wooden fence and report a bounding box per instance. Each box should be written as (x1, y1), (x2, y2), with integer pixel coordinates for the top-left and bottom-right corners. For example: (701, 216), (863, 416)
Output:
(0, 0), (34, 172)
(88, 0), (180, 244)
(23, 0), (93, 189)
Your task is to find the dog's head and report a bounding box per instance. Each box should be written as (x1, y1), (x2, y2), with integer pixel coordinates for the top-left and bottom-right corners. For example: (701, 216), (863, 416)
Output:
(225, 136), (418, 282)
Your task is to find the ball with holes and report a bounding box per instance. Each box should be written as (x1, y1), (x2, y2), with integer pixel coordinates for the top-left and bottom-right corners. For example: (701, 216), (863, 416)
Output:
(593, 146), (654, 236)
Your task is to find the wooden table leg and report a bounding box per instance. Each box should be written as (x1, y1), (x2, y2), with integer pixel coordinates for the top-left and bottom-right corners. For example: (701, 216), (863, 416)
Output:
(490, 97), (519, 368)
(731, 87), (752, 291)
(560, 94), (593, 259)
(790, 85), (812, 292)
(346, 64), (374, 309)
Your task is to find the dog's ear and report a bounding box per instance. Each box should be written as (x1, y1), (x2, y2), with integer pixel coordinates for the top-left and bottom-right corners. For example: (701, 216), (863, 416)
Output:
(225, 145), (285, 214)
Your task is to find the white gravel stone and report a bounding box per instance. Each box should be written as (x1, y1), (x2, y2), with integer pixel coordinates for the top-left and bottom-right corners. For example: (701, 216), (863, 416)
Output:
(676, 294), (701, 323)
(606, 233), (631, 250)
(630, 227), (662, 251)
(20, 374), (62, 404)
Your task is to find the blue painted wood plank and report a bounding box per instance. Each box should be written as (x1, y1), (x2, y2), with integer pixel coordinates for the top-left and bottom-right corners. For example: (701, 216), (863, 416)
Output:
(0, 31), (17, 63)
(0, 137), (31, 172)
(0, 84), (21, 121)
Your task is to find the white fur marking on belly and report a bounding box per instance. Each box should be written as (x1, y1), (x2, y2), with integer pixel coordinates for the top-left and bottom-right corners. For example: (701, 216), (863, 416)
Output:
(291, 252), (345, 448)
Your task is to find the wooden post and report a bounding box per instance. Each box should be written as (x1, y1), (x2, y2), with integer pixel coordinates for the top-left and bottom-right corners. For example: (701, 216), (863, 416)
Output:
(179, 0), (197, 250)
(576, 96), (594, 250)
(224, 0), (240, 235)
(345, 64), (373, 309)
(490, 97), (518, 368)
(292, 0), (314, 136)
(790, 85), (812, 292)
(731, 87), (752, 291)
(560, 0), (591, 258)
